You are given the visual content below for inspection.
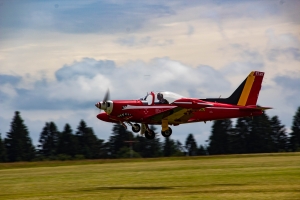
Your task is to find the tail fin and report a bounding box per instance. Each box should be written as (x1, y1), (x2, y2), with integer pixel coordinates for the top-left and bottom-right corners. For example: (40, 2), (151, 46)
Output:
(203, 71), (264, 106)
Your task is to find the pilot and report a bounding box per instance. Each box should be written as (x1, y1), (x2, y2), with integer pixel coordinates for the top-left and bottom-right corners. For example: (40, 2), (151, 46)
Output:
(157, 93), (169, 104)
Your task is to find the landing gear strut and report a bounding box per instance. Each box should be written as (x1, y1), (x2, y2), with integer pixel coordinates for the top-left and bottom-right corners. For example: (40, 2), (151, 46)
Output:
(161, 127), (172, 137)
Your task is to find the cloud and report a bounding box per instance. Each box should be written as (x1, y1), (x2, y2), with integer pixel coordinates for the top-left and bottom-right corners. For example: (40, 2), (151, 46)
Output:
(273, 75), (300, 108)
(0, 74), (22, 101)
(0, 57), (232, 145)
(0, 57), (232, 111)
(0, 1), (175, 35)
(267, 47), (300, 62)
(117, 36), (151, 47)
(221, 44), (265, 76)
(0, 74), (22, 85)
(55, 58), (115, 81)
(274, 75), (300, 91)
(116, 36), (173, 47)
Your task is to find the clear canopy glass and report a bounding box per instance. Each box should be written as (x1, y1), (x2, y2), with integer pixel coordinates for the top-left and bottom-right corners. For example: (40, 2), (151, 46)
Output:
(140, 91), (185, 105)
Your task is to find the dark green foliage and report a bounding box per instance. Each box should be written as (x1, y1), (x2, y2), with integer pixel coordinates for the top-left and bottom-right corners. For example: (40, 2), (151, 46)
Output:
(229, 117), (251, 154)
(5, 111), (35, 162)
(0, 134), (7, 162)
(247, 112), (273, 153)
(117, 146), (141, 158)
(208, 119), (232, 155)
(290, 107), (300, 151)
(163, 137), (183, 157)
(76, 120), (104, 159)
(108, 124), (134, 158)
(270, 116), (288, 152)
(38, 122), (59, 157)
(228, 113), (284, 154)
(134, 126), (162, 157)
(228, 113), (274, 154)
(2, 108), (298, 162)
(197, 145), (207, 155)
(185, 133), (198, 156)
(56, 124), (77, 157)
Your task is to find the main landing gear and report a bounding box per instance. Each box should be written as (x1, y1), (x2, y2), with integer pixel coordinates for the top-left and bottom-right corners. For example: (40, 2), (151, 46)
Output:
(124, 122), (155, 140)
(123, 122), (172, 140)
(161, 119), (172, 138)
(161, 127), (172, 137)
(144, 129), (155, 140)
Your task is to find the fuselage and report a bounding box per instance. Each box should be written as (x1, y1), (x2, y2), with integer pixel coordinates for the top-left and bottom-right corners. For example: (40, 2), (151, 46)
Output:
(97, 99), (262, 125)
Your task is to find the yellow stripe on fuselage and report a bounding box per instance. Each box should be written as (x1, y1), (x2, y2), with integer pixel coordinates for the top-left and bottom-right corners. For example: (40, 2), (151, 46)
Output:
(237, 71), (255, 106)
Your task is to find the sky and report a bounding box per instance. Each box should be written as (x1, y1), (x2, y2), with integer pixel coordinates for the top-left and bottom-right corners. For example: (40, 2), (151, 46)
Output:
(0, 0), (299, 146)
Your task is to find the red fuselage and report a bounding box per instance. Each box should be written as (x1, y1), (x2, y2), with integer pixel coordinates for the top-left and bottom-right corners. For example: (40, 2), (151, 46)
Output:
(97, 99), (262, 125)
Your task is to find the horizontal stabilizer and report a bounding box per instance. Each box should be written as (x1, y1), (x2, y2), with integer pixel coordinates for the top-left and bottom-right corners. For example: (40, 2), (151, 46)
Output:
(239, 105), (272, 111)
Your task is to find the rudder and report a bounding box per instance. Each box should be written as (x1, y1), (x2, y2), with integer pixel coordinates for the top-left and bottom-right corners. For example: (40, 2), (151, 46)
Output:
(236, 71), (264, 106)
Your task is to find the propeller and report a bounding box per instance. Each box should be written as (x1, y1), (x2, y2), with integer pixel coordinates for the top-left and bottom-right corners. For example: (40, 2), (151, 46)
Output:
(103, 89), (110, 103)
(95, 89), (110, 112)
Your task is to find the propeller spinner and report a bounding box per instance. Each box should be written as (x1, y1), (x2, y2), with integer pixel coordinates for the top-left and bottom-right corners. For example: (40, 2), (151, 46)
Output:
(95, 89), (113, 114)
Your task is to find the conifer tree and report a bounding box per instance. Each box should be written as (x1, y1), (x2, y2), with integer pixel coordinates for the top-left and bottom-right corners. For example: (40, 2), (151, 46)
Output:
(38, 122), (59, 158)
(56, 124), (77, 157)
(108, 124), (134, 158)
(197, 145), (207, 155)
(163, 137), (181, 157)
(229, 117), (252, 154)
(185, 133), (198, 156)
(247, 112), (273, 153)
(290, 107), (300, 151)
(270, 116), (288, 152)
(208, 119), (232, 155)
(163, 137), (173, 157)
(134, 126), (162, 157)
(0, 134), (7, 162)
(5, 111), (35, 162)
(76, 120), (103, 159)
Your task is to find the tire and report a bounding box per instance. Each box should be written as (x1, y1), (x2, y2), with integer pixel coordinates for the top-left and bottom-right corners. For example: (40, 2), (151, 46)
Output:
(161, 127), (172, 137)
(145, 129), (155, 139)
(132, 123), (141, 133)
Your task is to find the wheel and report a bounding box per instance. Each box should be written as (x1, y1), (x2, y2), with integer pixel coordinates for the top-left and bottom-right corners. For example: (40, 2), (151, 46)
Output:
(161, 127), (172, 137)
(132, 123), (141, 133)
(144, 129), (155, 139)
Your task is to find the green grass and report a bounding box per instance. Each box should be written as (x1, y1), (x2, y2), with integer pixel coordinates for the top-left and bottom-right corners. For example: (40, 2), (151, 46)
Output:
(0, 153), (299, 200)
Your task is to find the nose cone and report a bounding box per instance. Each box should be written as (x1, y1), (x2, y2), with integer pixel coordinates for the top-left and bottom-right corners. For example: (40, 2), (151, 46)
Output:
(95, 102), (101, 109)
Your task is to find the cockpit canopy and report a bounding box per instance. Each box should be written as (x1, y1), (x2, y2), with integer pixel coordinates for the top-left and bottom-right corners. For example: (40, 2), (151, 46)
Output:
(140, 91), (185, 105)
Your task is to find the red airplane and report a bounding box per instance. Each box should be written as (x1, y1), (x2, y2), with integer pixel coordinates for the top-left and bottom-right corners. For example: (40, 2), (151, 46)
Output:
(95, 71), (271, 139)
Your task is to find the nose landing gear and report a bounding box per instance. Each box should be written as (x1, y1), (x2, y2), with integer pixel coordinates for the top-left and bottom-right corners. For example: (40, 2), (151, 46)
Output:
(131, 123), (141, 133)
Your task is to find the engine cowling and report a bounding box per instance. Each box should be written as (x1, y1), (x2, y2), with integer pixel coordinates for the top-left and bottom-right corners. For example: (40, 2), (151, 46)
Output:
(95, 100), (113, 114)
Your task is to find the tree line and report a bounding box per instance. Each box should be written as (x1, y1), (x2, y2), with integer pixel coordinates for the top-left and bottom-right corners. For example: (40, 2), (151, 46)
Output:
(0, 107), (300, 162)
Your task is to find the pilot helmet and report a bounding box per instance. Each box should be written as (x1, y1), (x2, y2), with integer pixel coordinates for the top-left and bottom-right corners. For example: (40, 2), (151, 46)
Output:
(157, 92), (163, 100)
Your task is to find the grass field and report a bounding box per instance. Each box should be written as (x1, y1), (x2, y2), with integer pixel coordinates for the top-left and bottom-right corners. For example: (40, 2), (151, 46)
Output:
(0, 153), (299, 200)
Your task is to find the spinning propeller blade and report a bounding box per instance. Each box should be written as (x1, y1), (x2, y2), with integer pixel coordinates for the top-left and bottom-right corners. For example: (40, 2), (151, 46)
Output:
(103, 89), (110, 102)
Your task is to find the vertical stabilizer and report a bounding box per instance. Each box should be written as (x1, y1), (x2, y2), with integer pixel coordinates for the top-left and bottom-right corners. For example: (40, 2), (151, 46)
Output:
(236, 71), (264, 106)
(202, 71), (264, 106)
